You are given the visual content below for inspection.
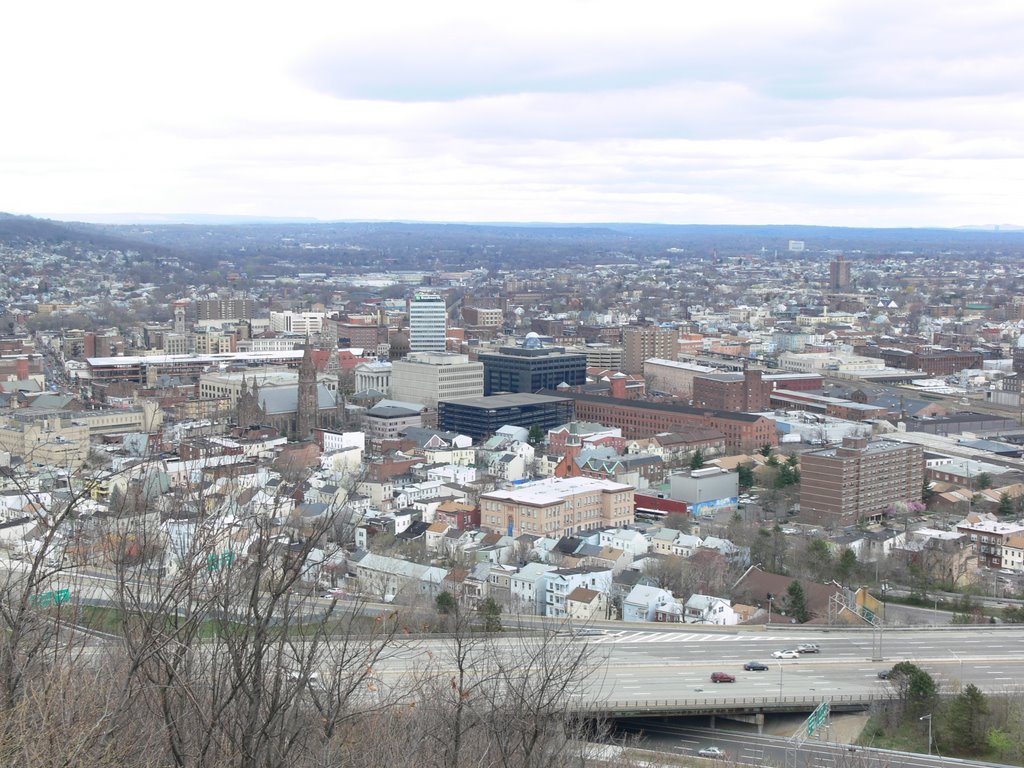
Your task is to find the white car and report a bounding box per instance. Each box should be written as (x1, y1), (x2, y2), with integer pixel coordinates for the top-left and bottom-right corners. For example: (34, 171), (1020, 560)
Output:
(698, 746), (725, 758)
(772, 649), (800, 659)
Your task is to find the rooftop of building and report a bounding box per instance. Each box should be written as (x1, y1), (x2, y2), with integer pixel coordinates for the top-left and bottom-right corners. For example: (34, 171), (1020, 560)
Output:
(439, 392), (571, 409)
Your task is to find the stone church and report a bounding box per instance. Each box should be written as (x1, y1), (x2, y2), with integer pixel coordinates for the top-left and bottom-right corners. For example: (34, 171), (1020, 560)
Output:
(235, 343), (345, 440)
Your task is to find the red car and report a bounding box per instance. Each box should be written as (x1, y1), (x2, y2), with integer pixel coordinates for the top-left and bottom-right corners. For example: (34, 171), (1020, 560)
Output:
(711, 672), (736, 683)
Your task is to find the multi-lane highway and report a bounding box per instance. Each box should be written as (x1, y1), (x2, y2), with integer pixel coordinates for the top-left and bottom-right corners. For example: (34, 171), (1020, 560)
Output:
(363, 623), (1024, 711)
(614, 718), (991, 768)
(14, 558), (1024, 711)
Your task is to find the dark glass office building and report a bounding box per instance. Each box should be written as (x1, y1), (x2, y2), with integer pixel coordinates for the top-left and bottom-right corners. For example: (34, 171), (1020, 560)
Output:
(437, 393), (574, 440)
(479, 336), (587, 396)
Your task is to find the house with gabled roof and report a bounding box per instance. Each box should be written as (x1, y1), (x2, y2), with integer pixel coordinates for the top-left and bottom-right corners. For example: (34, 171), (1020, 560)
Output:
(623, 584), (675, 622)
(684, 594), (738, 625)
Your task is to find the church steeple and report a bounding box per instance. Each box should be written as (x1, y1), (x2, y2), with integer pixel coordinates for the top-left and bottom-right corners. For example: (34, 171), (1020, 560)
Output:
(296, 337), (317, 440)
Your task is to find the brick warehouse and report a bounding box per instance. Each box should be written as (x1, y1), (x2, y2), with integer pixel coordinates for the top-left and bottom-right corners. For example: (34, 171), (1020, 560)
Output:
(541, 390), (777, 454)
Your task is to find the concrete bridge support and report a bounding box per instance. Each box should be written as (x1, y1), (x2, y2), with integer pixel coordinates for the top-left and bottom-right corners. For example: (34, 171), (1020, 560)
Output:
(720, 712), (765, 734)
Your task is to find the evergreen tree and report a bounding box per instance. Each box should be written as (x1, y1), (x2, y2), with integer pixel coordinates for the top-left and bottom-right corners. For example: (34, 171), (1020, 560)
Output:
(436, 590), (457, 615)
(690, 449), (704, 470)
(784, 580), (810, 623)
(804, 539), (834, 582)
(528, 424), (545, 446)
(942, 684), (989, 754)
(737, 463), (755, 491)
(477, 597), (503, 632)
(998, 493), (1014, 516)
(836, 548), (858, 586)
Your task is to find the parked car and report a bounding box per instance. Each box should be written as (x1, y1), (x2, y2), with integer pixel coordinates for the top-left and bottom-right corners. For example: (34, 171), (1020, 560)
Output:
(796, 643), (820, 654)
(698, 746), (725, 758)
(772, 649), (800, 659)
(744, 661), (769, 671)
(710, 672), (736, 683)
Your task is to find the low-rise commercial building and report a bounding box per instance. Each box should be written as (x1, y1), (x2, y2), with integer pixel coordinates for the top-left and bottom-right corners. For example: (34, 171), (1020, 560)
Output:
(480, 476), (634, 539)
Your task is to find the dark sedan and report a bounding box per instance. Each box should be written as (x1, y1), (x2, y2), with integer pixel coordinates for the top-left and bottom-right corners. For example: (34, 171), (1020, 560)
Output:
(744, 661), (769, 671)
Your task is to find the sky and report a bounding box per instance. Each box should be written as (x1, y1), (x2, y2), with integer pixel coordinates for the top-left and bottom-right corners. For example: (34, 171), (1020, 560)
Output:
(3, 1), (1024, 227)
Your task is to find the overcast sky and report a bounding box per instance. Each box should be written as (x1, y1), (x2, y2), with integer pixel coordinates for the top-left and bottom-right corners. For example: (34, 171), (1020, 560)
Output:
(3, 1), (1023, 227)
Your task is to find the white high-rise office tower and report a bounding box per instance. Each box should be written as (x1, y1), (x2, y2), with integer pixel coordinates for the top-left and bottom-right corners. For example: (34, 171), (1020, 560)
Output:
(409, 293), (447, 353)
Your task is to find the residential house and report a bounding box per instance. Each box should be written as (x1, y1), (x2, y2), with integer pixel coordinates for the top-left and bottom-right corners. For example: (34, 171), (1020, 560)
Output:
(683, 594), (738, 625)
(731, 565), (850, 624)
(670, 533), (704, 558)
(648, 527), (683, 555)
(654, 600), (684, 623)
(566, 587), (608, 621)
(599, 527), (649, 558)
(509, 562), (557, 615)
(425, 521), (451, 553)
(351, 551), (446, 602)
(544, 566), (614, 617)
(622, 584), (676, 622)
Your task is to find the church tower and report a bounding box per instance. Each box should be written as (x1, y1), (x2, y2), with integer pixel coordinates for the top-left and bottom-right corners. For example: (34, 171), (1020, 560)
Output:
(296, 339), (318, 440)
(236, 375), (266, 428)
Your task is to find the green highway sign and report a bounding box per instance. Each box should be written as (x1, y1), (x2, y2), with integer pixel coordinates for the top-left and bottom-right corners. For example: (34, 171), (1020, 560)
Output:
(207, 551), (236, 571)
(807, 702), (829, 736)
(31, 588), (71, 608)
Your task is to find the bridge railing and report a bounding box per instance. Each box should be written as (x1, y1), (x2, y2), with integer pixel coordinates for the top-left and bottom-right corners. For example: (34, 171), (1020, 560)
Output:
(578, 692), (896, 713)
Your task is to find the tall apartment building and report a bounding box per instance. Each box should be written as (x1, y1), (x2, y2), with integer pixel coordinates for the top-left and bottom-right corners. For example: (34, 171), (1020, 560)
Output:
(829, 256), (852, 290)
(479, 336), (586, 395)
(409, 293), (447, 353)
(799, 437), (923, 527)
(480, 476), (634, 539)
(623, 325), (677, 374)
(389, 352), (484, 411)
(196, 298), (255, 321)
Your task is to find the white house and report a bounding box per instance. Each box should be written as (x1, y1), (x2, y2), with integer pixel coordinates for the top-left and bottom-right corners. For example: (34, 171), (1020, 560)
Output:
(683, 594), (738, 625)
(600, 528), (648, 557)
(671, 533), (704, 558)
(543, 566), (613, 618)
(509, 562), (557, 615)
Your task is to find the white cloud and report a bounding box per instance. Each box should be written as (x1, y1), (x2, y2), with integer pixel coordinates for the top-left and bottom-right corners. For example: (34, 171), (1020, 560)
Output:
(2, 0), (1023, 226)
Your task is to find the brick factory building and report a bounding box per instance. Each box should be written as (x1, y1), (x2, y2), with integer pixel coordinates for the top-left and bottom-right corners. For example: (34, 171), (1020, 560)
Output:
(541, 390), (777, 454)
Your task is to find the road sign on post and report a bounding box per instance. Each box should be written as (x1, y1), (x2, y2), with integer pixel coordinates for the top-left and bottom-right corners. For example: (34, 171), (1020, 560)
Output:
(806, 702), (830, 736)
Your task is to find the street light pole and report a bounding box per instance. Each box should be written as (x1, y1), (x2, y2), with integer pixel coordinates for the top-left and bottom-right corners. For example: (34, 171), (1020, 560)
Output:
(779, 661), (784, 699)
(920, 714), (932, 755)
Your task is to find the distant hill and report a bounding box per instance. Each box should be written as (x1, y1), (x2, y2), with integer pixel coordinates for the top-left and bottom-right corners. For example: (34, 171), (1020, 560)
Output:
(5, 215), (1024, 274)
(0, 213), (179, 261)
